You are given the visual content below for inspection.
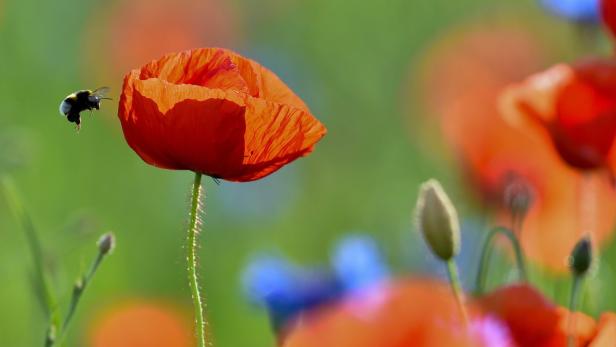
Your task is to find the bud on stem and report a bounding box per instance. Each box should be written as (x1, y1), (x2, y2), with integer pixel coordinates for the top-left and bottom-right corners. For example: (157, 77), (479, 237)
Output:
(415, 179), (460, 261)
(569, 236), (593, 277)
(567, 235), (593, 347)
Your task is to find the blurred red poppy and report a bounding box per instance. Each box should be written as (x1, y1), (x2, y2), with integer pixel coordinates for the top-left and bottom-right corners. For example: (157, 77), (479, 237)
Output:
(601, 0), (616, 39)
(500, 60), (616, 172)
(282, 279), (509, 347)
(118, 48), (327, 182)
(88, 301), (193, 347)
(478, 284), (596, 347)
(420, 23), (616, 272)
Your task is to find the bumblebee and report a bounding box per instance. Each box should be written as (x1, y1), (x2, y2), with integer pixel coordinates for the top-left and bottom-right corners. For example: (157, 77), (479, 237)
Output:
(59, 87), (110, 130)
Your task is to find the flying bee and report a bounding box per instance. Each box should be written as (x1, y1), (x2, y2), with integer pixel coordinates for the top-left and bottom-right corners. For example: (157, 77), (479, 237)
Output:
(59, 87), (111, 131)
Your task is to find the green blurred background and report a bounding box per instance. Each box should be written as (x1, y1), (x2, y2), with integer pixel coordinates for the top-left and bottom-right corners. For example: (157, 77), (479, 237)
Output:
(0, 0), (614, 346)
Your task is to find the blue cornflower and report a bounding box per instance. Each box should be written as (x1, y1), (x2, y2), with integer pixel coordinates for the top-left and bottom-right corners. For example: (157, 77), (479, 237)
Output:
(241, 255), (342, 330)
(540, 0), (601, 23)
(241, 234), (390, 331)
(331, 234), (389, 293)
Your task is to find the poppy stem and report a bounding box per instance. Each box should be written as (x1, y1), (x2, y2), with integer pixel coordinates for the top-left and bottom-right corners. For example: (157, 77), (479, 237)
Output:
(567, 275), (583, 347)
(446, 259), (469, 326)
(474, 226), (527, 295)
(186, 172), (208, 347)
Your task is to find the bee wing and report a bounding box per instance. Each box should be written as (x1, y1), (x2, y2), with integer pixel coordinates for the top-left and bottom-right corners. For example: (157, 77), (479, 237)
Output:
(89, 87), (111, 102)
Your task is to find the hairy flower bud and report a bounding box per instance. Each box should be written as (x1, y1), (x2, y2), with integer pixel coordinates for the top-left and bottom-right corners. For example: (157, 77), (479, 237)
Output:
(569, 236), (593, 276)
(415, 179), (461, 261)
(97, 232), (116, 255)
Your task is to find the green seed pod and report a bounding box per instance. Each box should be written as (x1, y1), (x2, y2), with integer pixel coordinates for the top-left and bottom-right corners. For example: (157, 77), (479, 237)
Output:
(415, 179), (461, 261)
(569, 236), (593, 277)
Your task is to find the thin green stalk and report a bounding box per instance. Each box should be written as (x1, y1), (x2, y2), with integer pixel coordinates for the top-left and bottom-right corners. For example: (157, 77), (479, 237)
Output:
(0, 177), (61, 346)
(446, 260), (469, 325)
(1, 177), (58, 317)
(55, 251), (106, 346)
(475, 226), (527, 295)
(567, 275), (583, 347)
(187, 172), (207, 347)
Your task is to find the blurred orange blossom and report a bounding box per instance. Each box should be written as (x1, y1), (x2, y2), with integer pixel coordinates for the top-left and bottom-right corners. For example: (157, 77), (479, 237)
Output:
(88, 301), (193, 347)
(282, 279), (616, 347)
(420, 22), (616, 272)
(282, 279), (505, 347)
(84, 0), (241, 89)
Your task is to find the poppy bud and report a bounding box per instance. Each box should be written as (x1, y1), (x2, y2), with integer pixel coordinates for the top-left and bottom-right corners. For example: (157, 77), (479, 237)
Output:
(97, 232), (116, 255)
(569, 236), (593, 276)
(415, 179), (461, 261)
(503, 174), (533, 224)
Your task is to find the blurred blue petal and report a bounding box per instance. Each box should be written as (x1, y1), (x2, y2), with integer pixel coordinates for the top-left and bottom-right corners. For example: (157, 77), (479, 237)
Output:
(331, 234), (389, 292)
(540, 0), (600, 22)
(242, 255), (342, 330)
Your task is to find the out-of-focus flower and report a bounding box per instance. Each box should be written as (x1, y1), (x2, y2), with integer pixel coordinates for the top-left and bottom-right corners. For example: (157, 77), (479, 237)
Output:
(540, 0), (601, 22)
(242, 256), (342, 331)
(478, 284), (596, 346)
(88, 301), (193, 347)
(282, 279), (510, 347)
(331, 234), (389, 293)
(500, 59), (616, 172)
(118, 48), (327, 182)
(242, 235), (389, 332)
(85, 0), (240, 82)
(420, 23), (616, 272)
(601, 0), (616, 38)
(590, 313), (616, 346)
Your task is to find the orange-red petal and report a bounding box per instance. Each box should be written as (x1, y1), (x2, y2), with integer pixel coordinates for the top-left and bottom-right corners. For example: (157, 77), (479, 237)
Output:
(478, 284), (596, 347)
(118, 48), (326, 181)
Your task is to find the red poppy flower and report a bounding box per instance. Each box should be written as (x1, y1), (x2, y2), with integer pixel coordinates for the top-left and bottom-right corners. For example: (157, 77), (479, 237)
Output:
(478, 284), (596, 347)
(282, 279), (509, 347)
(118, 48), (327, 182)
(88, 301), (194, 347)
(601, 0), (616, 39)
(420, 23), (616, 272)
(500, 60), (616, 172)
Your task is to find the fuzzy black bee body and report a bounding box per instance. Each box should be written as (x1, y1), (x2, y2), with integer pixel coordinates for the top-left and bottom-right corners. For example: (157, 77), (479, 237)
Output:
(59, 87), (110, 130)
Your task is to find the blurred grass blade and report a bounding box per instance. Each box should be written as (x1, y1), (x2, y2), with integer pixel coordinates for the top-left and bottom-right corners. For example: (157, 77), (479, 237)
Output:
(0, 176), (59, 325)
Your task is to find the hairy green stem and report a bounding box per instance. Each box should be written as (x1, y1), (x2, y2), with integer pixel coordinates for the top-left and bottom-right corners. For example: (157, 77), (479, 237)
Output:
(446, 260), (469, 325)
(475, 226), (527, 295)
(187, 172), (207, 347)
